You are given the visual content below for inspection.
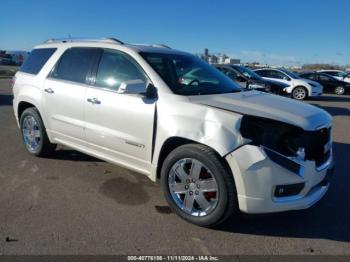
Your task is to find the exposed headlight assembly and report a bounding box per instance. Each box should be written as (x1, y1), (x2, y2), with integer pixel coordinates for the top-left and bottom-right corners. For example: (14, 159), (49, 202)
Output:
(240, 115), (303, 157)
(240, 115), (331, 168)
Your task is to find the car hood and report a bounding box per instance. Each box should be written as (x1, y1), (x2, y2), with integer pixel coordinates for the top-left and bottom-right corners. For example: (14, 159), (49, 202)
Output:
(189, 91), (332, 131)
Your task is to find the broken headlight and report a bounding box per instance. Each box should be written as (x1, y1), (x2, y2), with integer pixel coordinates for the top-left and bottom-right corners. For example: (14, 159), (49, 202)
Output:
(240, 115), (303, 157)
(240, 115), (331, 166)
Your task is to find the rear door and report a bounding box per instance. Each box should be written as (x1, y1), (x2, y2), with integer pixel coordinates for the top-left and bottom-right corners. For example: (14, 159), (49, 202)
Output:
(43, 47), (99, 142)
(84, 49), (156, 171)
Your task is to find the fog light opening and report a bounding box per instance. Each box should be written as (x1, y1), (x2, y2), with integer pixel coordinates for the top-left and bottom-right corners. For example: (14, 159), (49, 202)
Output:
(274, 183), (305, 197)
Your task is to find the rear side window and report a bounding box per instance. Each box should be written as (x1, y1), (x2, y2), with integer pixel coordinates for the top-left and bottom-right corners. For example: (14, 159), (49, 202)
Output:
(20, 48), (56, 75)
(50, 48), (98, 84)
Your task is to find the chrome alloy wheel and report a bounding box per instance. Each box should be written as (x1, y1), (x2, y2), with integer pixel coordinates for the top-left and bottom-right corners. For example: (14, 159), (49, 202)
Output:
(168, 158), (219, 216)
(293, 87), (306, 100)
(22, 115), (41, 152)
(335, 86), (345, 95)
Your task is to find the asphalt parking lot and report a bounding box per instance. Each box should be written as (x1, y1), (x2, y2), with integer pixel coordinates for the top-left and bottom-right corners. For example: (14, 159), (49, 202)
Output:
(0, 78), (349, 255)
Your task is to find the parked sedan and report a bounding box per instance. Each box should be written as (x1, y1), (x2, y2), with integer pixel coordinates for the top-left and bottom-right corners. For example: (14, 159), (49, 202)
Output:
(214, 64), (289, 96)
(317, 70), (350, 83)
(0, 54), (16, 65)
(345, 73), (350, 84)
(254, 68), (323, 100)
(300, 72), (350, 95)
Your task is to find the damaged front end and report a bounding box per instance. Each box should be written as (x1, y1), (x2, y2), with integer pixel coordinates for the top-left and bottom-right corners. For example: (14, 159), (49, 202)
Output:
(240, 115), (332, 173)
(224, 114), (334, 213)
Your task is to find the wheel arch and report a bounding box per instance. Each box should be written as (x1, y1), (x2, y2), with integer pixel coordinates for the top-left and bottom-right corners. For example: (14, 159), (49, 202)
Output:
(293, 85), (310, 97)
(18, 101), (37, 120)
(155, 136), (228, 180)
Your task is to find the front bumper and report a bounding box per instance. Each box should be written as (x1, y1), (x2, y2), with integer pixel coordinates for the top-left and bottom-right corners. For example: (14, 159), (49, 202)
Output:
(225, 144), (333, 214)
(310, 91), (323, 97)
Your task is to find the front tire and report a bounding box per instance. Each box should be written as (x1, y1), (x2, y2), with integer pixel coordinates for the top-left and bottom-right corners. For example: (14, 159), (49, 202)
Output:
(292, 86), (308, 100)
(20, 107), (56, 157)
(160, 144), (237, 227)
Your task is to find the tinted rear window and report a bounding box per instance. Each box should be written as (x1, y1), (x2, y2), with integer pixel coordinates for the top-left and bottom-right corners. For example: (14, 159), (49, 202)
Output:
(20, 48), (56, 75)
(50, 48), (98, 84)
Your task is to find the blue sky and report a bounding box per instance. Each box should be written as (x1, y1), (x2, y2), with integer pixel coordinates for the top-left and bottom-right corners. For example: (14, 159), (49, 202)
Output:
(1, 0), (349, 66)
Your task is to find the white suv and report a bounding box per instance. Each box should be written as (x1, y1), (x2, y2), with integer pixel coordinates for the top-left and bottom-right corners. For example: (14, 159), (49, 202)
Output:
(254, 68), (323, 100)
(13, 38), (334, 227)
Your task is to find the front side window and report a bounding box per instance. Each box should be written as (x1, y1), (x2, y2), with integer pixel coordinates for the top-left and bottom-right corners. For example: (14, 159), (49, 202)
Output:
(217, 67), (239, 80)
(20, 48), (56, 75)
(281, 69), (300, 79)
(95, 50), (147, 91)
(50, 48), (98, 84)
(141, 52), (241, 96)
(319, 75), (332, 81)
(270, 70), (288, 80)
(234, 66), (262, 81)
(304, 73), (317, 80)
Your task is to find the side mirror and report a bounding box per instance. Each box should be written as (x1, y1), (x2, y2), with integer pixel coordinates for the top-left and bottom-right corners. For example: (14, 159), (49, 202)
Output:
(283, 76), (291, 81)
(118, 79), (147, 95)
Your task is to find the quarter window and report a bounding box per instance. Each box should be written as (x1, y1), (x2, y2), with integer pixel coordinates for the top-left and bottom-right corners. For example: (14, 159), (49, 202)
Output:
(20, 48), (56, 75)
(50, 48), (98, 84)
(95, 50), (146, 91)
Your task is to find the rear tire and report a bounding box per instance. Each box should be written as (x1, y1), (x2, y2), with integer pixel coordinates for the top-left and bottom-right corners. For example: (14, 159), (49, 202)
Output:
(292, 86), (308, 100)
(334, 86), (345, 95)
(160, 144), (237, 227)
(20, 107), (56, 157)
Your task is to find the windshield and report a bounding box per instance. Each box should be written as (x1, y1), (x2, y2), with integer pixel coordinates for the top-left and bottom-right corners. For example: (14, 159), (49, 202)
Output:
(140, 52), (242, 96)
(233, 66), (262, 81)
(280, 69), (301, 79)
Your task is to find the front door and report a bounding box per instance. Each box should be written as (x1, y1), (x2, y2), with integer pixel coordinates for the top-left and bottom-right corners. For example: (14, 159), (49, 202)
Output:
(317, 74), (336, 92)
(84, 49), (156, 171)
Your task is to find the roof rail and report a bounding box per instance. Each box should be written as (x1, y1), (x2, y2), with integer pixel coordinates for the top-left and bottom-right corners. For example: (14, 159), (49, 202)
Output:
(151, 44), (171, 49)
(44, 37), (124, 45)
(131, 43), (171, 49)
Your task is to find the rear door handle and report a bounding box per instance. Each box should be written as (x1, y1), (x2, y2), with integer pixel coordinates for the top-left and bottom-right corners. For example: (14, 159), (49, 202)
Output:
(44, 88), (54, 94)
(87, 97), (101, 104)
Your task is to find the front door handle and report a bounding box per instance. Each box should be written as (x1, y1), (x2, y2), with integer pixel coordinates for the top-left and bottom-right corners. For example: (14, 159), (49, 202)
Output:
(87, 97), (101, 104)
(44, 88), (54, 94)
